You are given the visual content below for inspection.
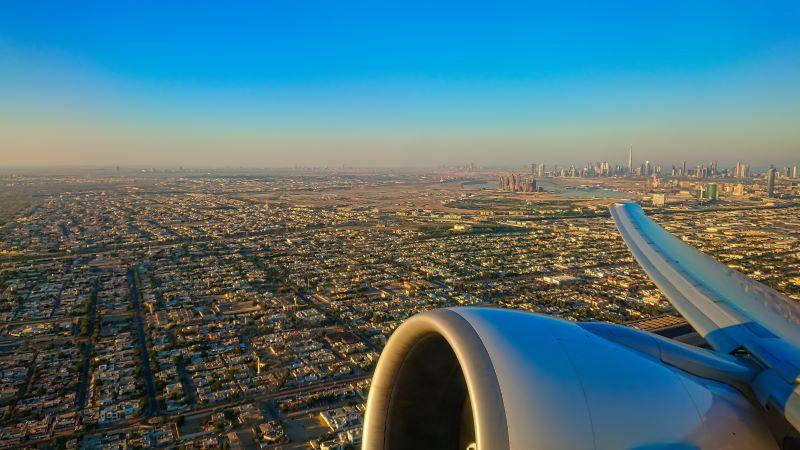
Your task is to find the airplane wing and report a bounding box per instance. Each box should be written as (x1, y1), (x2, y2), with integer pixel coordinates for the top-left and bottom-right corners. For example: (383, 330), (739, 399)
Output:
(610, 202), (800, 428)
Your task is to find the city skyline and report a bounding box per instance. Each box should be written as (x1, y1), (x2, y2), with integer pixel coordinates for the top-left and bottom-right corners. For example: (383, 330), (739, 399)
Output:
(2, 1), (800, 167)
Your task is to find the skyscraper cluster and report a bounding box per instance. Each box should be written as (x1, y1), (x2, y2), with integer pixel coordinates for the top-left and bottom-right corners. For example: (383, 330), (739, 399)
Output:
(734, 162), (750, 179)
(587, 161), (612, 176)
(499, 173), (537, 192)
(533, 162), (629, 178)
(529, 147), (797, 193)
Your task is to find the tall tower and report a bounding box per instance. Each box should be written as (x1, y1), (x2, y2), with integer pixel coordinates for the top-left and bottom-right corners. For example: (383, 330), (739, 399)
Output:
(767, 167), (777, 198)
(627, 145), (633, 174)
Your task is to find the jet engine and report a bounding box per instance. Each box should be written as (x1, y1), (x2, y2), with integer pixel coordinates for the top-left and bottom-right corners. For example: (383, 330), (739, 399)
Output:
(363, 307), (778, 450)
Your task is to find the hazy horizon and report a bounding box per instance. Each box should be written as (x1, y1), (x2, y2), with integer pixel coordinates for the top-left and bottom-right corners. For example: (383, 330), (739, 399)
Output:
(2, 1), (799, 167)
(0, 160), (796, 173)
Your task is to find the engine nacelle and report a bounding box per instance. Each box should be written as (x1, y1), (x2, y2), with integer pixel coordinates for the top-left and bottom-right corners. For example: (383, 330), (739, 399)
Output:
(363, 307), (777, 449)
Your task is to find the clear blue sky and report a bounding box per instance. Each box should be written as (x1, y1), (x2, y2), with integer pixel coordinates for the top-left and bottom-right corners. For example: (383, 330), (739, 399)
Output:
(1, 1), (798, 167)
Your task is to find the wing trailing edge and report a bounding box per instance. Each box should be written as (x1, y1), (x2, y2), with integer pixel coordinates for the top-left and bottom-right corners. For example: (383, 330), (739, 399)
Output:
(611, 202), (800, 431)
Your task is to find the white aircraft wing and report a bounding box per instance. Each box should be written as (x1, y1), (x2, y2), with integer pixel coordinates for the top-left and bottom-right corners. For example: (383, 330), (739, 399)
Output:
(611, 202), (800, 428)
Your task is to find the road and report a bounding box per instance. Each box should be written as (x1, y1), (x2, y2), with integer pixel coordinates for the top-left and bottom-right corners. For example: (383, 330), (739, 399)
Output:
(128, 267), (160, 417)
(75, 281), (98, 409)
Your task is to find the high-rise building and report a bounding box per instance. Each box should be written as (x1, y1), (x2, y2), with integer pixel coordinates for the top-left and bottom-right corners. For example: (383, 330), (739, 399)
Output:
(500, 173), (536, 193)
(628, 145), (633, 174)
(735, 162), (752, 179)
(707, 183), (718, 200)
(682, 161), (687, 177)
(696, 184), (706, 199)
(767, 167), (777, 198)
(694, 183), (717, 200)
(735, 162), (751, 179)
(793, 166), (798, 179)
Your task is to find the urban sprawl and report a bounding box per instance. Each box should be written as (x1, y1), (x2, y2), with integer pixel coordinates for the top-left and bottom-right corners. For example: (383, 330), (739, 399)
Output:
(1, 157), (799, 449)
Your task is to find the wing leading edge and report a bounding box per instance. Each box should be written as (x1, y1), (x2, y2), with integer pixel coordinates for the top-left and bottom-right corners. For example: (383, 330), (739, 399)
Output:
(610, 202), (800, 430)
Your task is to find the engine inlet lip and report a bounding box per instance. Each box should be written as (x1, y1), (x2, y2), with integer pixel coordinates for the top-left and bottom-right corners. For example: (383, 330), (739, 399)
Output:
(363, 308), (510, 450)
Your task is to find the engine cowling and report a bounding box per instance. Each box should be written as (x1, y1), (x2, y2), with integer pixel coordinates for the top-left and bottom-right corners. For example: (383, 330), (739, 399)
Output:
(363, 307), (777, 450)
